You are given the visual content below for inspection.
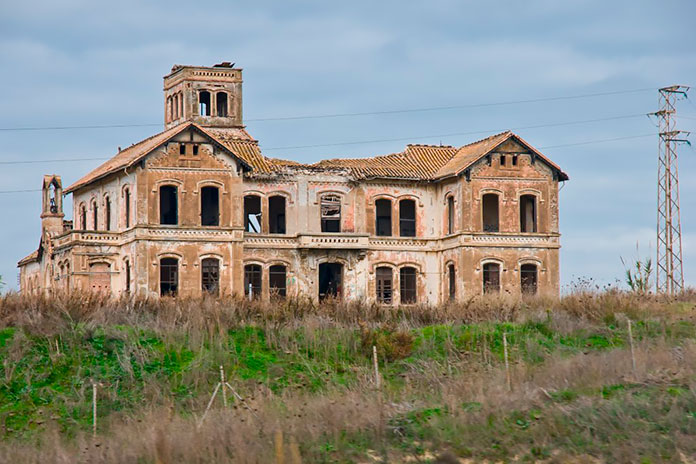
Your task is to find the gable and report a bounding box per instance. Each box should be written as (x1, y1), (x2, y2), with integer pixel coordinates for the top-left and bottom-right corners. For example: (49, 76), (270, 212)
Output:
(146, 128), (241, 171)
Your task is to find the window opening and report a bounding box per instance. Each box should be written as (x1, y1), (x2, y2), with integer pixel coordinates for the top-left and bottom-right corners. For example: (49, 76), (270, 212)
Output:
(244, 195), (262, 233)
(202, 258), (220, 295)
(318, 263), (342, 301)
(376, 266), (393, 304)
(399, 199), (416, 237)
(483, 263), (501, 294)
(482, 193), (499, 232)
(520, 194), (537, 233)
(92, 201), (98, 230)
(159, 185), (178, 225)
(124, 188), (131, 228)
(199, 91), (211, 116)
(448, 264), (456, 300)
(193, 145), (199, 155)
(105, 197), (111, 231)
(269, 196), (286, 234)
(201, 186), (220, 226)
(269, 265), (287, 298)
(80, 205), (87, 230)
(447, 196), (455, 235)
(320, 194), (341, 232)
(400, 267), (417, 304)
(125, 260), (130, 293)
(521, 264), (538, 295)
(179, 143), (186, 155)
(160, 258), (178, 296)
(216, 92), (228, 117)
(375, 199), (392, 236)
(244, 264), (262, 299)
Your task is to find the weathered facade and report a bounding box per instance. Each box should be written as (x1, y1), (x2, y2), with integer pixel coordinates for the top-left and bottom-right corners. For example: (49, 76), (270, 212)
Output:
(18, 63), (568, 304)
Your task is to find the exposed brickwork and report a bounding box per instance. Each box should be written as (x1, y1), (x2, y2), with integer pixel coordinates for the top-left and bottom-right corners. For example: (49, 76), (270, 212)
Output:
(18, 64), (568, 303)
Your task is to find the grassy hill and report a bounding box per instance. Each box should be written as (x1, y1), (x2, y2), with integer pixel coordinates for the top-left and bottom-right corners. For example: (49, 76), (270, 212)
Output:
(0, 291), (695, 463)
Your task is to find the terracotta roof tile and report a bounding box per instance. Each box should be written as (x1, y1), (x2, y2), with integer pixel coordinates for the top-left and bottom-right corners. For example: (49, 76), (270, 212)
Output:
(197, 127), (274, 173)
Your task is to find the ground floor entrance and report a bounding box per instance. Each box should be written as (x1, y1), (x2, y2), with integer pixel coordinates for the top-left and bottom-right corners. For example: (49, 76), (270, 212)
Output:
(318, 262), (343, 301)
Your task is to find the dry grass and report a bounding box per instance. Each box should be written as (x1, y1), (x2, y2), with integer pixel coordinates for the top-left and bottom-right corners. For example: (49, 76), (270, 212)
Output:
(0, 289), (695, 463)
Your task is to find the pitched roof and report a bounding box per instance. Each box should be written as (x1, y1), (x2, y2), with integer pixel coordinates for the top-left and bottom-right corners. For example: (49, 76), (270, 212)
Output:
(312, 144), (458, 180)
(64, 125), (567, 194)
(65, 123), (261, 193)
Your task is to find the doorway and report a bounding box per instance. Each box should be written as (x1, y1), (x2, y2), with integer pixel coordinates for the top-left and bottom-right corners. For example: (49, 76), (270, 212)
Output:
(319, 262), (343, 301)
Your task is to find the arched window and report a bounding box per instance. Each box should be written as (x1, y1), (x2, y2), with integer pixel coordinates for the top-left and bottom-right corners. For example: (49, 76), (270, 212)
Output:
(124, 188), (131, 228)
(447, 196), (455, 235)
(79, 204), (87, 230)
(91, 200), (98, 230)
(320, 194), (341, 232)
(520, 194), (537, 233)
(521, 264), (538, 295)
(375, 199), (392, 237)
(483, 262), (501, 294)
(178, 92), (183, 119)
(202, 258), (220, 295)
(244, 195), (262, 233)
(159, 185), (178, 225)
(268, 196), (286, 234)
(448, 264), (456, 300)
(104, 196), (111, 231)
(201, 186), (220, 226)
(244, 264), (262, 299)
(269, 265), (287, 298)
(199, 91), (211, 116)
(376, 266), (393, 304)
(216, 92), (228, 117)
(400, 267), (417, 304)
(399, 199), (416, 237)
(160, 257), (178, 296)
(167, 96), (173, 122)
(482, 193), (499, 232)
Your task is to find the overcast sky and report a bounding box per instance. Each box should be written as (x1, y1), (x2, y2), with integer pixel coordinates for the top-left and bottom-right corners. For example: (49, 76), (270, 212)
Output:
(1, 0), (695, 292)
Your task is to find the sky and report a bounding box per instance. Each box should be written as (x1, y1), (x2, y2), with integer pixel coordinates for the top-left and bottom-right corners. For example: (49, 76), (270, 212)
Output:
(0, 0), (695, 292)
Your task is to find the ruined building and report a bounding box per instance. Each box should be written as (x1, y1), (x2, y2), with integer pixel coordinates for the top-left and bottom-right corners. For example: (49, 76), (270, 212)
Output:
(18, 63), (568, 303)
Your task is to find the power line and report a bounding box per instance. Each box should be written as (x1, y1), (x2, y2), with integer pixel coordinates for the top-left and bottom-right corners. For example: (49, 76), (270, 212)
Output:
(0, 132), (657, 194)
(0, 112), (648, 164)
(0, 87), (655, 132)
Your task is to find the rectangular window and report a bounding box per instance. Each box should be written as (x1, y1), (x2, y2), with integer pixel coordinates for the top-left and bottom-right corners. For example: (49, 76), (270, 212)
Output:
(159, 185), (178, 225)
(160, 258), (178, 296)
(201, 258), (220, 295)
(483, 263), (501, 294)
(376, 267), (393, 304)
(375, 199), (392, 236)
(201, 186), (220, 226)
(482, 193), (499, 232)
(244, 196), (262, 233)
(269, 196), (286, 234)
(399, 199), (416, 237)
(447, 196), (455, 235)
(400, 267), (417, 304)
(320, 195), (341, 232)
(448, 264), (456, 300)
(244, 264), (262, 299)
(269, 265), (287, 298)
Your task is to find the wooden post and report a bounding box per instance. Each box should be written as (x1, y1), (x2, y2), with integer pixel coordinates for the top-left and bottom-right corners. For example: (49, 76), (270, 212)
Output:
(219, 365), (227, 408)
(503, 333), (511, 391)
(627, 319), (637, 376)
(372, 345), (380, 390)
(92, 381), (97, 438)
(274, 429), (285, 464)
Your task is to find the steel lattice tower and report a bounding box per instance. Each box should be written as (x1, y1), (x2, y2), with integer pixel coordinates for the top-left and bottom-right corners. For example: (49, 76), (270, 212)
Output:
(655, 85), (690, 294)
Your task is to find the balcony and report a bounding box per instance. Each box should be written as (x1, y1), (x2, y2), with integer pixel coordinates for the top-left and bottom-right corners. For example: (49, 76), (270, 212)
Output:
(297, 233), (369, 250)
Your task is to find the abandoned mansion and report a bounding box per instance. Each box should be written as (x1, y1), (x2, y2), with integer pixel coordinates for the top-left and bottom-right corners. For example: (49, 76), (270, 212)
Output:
(18, 63), (569, 303)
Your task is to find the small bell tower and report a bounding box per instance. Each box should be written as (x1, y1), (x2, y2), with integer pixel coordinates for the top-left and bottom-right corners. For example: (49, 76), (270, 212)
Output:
(163, 62), (243, 130)
(41, 175), (64, 235)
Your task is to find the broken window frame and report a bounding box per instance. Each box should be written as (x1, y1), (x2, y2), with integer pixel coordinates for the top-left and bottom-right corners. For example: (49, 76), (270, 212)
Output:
(159, 185), (178, 226)
(482, 262), (501, 294)
(268, 195), (286, 234)
(320, 194), (341, 233)
(160, 257), (178, 297)
(375, 199), (392, 237)
(199, 90), (211, 116)
(200, 186), (220, 227)
(519, 194), (538, 233)
(244, 264), (262, 299)
(201, 257), (220, 296)
(482, 193), (500, 233)
(269, 264), (287, 299)
(244, 195), (262, 233)
(376, 266), (393, 304)
(400, 266), (417, 304)
(399, 199), (416, 237)
(520, 263), (538, 295)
